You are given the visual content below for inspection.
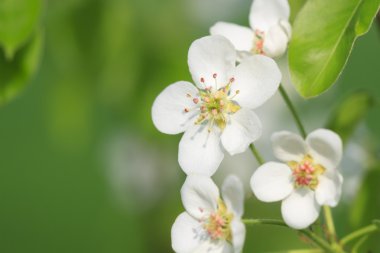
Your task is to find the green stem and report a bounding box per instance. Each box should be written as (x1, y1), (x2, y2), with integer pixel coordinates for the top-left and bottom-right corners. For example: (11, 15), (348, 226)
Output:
(242, 219), (335, 253)
(278, 85), (307, 138)
(323, 206), (338, 244)
(351, 236), (368, 253)
(340, 223), (379, 246)
(249, 143), (265, 165)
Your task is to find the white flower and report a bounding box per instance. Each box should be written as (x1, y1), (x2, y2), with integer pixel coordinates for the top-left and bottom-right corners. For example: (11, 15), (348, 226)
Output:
(171, 174), (246, 253)
(210, 0), (291, 59)
(250, 129), (344, 229)
(152, 35), (281, 176)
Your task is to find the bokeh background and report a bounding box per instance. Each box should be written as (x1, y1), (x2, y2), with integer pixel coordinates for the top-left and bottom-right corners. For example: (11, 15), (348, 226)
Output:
(0, 0), (379, 252)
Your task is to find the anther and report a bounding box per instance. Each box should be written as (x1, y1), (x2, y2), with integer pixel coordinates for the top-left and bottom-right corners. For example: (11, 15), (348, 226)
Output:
(213, 73), (217, 79)
(186, 93), (192, 98)
(200, 77), (205, 83)
(230, 77), (235, 83)
(193, 98), (199, 104)
(184, 108), (190, 113)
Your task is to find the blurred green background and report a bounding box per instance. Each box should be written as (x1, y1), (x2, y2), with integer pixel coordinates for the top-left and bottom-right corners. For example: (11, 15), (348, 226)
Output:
(0, 0), (379, 252)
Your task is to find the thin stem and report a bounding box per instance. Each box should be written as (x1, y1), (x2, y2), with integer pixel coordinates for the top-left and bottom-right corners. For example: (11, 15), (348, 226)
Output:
(264, 250), (323, 253)
(249, 143), (265, 165)
(323, 206), (337, 244)
(351, 236), (368, 253)
(243, 219), (335, 253)
(340, 223), (379, 246)
(278, 85), (307, 138)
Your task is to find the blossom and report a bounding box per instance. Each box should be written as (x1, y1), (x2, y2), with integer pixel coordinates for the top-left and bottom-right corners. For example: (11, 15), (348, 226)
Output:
(210, 0), (291, 59)
(171, 174), (245, 253)
(152, 35), (281, 176)
(250, 129), (343, 229)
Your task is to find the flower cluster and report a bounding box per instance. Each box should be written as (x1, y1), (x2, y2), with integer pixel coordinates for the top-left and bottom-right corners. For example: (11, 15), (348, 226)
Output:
(151, 0), (344, 252)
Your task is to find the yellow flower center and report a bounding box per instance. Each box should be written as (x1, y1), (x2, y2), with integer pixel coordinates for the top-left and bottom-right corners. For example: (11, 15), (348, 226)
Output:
(288, 155), (325, 190)
(184, 75), (240, 132)
(203, 199), (234, 242)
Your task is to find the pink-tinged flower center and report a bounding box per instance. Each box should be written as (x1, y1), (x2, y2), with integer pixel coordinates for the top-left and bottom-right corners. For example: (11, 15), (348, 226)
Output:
(252, 29), (265, 55)
(183, 74), (240, 132)
(202, 199), (233, 242)
(288, 155), (325, 190)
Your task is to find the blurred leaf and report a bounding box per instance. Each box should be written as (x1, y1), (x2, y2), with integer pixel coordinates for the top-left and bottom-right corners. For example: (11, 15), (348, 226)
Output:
(349, 166), (380, 252)
(289, 0), (306, 23)
(326, 91), (374, 144)
(0, 0), (42, 58)
(0, 31), (43, 105)
(288, 0), (380, 98)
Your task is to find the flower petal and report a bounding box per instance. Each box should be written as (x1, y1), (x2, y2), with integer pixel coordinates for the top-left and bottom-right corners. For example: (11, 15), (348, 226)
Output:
(221, 109), (262, 155)
(263, 24), (289, 58)
(194, 240), (233, 253)
(306, 129), (343, 171)
(231, 55), (281, 109)
(222, 175), (245, 217)
(181, 174), (220, 219)
(316, 172), (343, 207)
(231, 218), (246, 253)
(271, 131), (307, 162)
(171, 212), (203, 253)
(152, 81), (199, 134)
(210, 22), (254, 52)
(281, 188), (320, 229)
(188, 35), (236, 90)
(250, 162), (293, 202)
(179, 124), (224, 176)
(249, 0), (290, 32)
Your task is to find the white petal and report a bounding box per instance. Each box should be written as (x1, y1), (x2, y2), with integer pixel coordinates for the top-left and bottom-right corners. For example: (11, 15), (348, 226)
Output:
(194, 240), (233, 253)
(250, 162), (293, 202)
(281, 188), (320, 229)
(179, 124), (224, 176)
(171, 212), (203, 253)
(280, 19), (292, 38)
(231, 55), (281, 109)
(222, 175), (245, 217)
(306, 129), (343, 171)
(249, 0), (290, 32)
(220, 109), (262, 155)
(152, 81), (199, 134)
(315, 172), (343, 207)
(231, 218), (246, 253)
(188, 35), (236, 90)
(263, 24), (289, 58)
(271, 131), (307, 162)
(210, 22), (254, 52)
(181, 175), (220, 219)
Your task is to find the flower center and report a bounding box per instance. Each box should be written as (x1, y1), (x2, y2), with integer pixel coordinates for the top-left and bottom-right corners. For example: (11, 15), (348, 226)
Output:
(288, 155), (325, 190)
(184, 74), (240, 132)
(251, 29), (265, 55)
(203, 199), (233, 242)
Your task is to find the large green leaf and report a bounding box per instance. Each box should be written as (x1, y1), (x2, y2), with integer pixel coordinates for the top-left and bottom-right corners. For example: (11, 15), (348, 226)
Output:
(0, 0), (42, 58)
(288, 0), (380, 98)
(288, 0), (307, 23)
(0, 31), (43, 105)
(326, 91), (374, 144)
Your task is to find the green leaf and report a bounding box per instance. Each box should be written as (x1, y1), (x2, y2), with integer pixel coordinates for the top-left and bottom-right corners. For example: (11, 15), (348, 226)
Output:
(288, 0), (380, 98)
(0, 31), (43, 105)
(326, 91), (374, 144)
(288, 0), (307, 23)
(0, 0), (42, 58)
